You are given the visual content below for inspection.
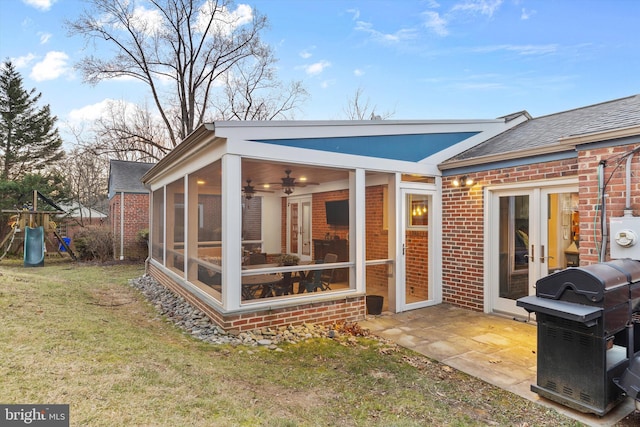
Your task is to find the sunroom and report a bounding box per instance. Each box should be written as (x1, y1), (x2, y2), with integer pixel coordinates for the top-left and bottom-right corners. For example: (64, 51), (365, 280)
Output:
(141, 119), (523, 331)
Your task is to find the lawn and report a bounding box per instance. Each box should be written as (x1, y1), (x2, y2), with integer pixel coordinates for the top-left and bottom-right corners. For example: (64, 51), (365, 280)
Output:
(0, 257), (584, 426)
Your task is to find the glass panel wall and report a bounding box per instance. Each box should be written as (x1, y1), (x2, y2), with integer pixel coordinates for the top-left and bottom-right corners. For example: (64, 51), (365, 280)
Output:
(242, 196), (263, 255)
(187, 161), (222, 300)
(240, 159), (352, 302)
(151, 188), (164, 263)
(365, 178), (390, 300)
(166, 177), (185, 273)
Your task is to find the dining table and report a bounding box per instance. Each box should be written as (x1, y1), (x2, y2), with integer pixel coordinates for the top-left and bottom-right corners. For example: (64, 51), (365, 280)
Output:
(241, 273), (282, 300)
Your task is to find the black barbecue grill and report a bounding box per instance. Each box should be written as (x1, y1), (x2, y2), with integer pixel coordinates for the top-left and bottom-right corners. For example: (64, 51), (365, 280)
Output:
(517, 258), (640, 416)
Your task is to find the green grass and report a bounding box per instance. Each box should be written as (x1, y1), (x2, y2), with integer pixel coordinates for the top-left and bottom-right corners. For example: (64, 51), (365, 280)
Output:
(0, 257), (582, 426)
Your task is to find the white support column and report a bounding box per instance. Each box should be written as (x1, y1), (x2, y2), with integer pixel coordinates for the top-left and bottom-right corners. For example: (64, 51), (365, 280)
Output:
(221, 154), (242, 310)
(388, 173), (399, 312)
(432, 176), (443, 304)
(351, 169), (366, 293)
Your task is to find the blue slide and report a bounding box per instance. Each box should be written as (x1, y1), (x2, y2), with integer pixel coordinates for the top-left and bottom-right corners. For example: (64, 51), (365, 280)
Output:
(24, 226), (45, 267)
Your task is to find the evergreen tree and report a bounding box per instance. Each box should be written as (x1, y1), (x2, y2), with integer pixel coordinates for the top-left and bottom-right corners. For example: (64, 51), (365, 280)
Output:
(0, 60), (64, 181)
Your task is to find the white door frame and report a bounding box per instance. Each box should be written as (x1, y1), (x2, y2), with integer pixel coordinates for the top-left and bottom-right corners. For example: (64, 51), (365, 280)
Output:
(397, 186), (441, 312)
(484, 178), (578, 315)
(286, 195), (312, 261)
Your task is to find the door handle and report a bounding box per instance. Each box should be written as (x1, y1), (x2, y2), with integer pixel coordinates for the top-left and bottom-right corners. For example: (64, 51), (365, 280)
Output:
(540, 245), (554, 263)
(525, 245), (534, 262)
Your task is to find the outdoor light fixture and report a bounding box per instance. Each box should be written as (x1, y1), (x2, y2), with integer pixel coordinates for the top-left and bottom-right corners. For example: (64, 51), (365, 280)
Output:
(452, 175), (474, 188)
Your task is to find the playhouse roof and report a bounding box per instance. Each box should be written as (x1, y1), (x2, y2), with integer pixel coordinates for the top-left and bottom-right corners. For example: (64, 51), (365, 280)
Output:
(108, 160), (155, 199)
(441, 94), (640, 169)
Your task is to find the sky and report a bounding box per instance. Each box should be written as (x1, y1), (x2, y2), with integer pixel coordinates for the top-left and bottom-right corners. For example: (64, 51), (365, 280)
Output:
(0, 0), (639, 146)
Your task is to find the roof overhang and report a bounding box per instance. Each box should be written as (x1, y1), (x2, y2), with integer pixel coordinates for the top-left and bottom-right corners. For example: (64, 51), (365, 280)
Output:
(439, 143), (575, 171)
(558, 125), (640, 146)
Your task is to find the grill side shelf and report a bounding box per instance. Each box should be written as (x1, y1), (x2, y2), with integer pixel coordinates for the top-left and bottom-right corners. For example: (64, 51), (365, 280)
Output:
(517, 295), (603, 326)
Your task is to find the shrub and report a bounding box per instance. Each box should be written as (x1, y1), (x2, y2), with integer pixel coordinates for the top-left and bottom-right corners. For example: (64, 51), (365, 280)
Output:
(74, 226), (113, 262)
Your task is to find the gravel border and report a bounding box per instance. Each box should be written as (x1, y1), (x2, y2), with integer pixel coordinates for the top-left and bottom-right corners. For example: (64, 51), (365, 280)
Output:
(129, 274), (337, 350)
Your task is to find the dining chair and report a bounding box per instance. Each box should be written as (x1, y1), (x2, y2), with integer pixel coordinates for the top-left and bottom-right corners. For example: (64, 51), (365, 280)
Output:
(301, 253), (338, 292)
(248, 252), (267, 265)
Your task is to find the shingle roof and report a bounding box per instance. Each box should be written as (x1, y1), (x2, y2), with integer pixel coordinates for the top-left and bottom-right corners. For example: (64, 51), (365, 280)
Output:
(108, 160), (155, 199)
(444, 94), (640, 163)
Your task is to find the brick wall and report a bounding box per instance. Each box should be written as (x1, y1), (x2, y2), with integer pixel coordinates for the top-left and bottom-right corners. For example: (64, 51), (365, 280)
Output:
(441, 144), (640, 312)
(441, 158), (579, 311)
(149, 263), (366, 332)
(312, 189), (350, 241)
(577, 143), (640, 264)
(110, 192), (150, 260)
(365, 185), (389, 287)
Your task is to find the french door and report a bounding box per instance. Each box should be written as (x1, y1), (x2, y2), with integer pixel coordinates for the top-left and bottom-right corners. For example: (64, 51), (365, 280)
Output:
(488, 183), (579, 316)
(287, 196), (312, 261)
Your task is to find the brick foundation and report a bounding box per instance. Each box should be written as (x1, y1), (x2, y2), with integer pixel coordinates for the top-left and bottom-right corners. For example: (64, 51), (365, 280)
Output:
(148, 263), (367, 332)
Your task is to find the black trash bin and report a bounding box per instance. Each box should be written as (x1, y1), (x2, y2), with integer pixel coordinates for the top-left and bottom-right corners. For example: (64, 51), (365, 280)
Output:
(366, 295), (384, 315)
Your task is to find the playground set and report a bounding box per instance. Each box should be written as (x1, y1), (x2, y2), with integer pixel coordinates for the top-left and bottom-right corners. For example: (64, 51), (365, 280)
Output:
(0, 191), (76, 266)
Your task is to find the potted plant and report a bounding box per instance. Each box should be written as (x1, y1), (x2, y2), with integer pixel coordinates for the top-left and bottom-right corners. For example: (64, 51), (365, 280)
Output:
(277, 253), (300, 266)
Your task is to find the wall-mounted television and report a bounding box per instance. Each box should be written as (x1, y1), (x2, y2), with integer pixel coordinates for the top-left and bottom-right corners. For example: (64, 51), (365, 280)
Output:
(325, 200), (349, 226)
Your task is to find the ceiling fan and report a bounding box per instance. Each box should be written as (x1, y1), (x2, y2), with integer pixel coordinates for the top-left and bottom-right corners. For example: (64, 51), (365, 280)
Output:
(265, 169), (319, 195)
(242, 179), (273, 200)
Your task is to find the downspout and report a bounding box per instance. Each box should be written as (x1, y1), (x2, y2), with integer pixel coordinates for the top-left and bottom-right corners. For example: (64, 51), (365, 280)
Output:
(599, 162), (607, 262)
(625, 153), (635, 217)
(120, 191), (125, 260)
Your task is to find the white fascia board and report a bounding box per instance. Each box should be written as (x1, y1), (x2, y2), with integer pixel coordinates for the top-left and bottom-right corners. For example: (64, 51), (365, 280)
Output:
(145, 139), (227, 189)
(225, 137), (442, 176)
(212, 119), (506, 140)
(424, 114), (529, 165)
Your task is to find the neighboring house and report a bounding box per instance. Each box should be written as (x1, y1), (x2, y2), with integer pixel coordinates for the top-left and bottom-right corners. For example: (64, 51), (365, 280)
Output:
(108, 160), (155, 260)
(141, 117), (527, 331)
(56, 202), (108, 252)
(439, 94), (640, 318)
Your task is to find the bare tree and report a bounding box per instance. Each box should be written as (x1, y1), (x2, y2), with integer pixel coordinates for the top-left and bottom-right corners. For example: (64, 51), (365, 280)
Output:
(214, 53), (309, 120)
(342, 87), (394, 120)
(68, 0), (300, 149)
(92, 100), (170, 162)
(64, 146), (110, 226)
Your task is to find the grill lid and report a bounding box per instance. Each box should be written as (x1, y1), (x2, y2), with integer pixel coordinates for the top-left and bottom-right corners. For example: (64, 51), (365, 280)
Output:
(536, 262), (634, 303)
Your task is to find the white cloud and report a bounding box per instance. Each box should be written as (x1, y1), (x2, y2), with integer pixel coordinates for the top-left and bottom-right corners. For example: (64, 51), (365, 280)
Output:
(30, 51), (69, 81)
(320, 79), (335, 89)
(299, 48), (314, 59)
(12, 53), (37, 69)
(521, 8), (536, 20)
(451, 0), (503, 17)
(129, 6), (164, 35)
(22, 0), (56, 12)
(305, 60), (331, 76)
(67, 99), (139, 125)
(197, 1), (253, 36)
(68, 99), (113, 124)
(354, 20), (417, 44)
(39, 32), (52, 44)
(346, 8), (360, 20)
(474, 44), (558, 55)
(354, 68), (364, 77)
(422, 11), (449, 36)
